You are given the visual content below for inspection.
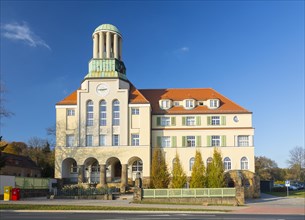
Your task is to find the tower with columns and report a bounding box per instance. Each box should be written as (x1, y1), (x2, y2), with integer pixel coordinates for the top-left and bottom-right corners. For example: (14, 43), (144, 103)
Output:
(55, 24), (255, 191)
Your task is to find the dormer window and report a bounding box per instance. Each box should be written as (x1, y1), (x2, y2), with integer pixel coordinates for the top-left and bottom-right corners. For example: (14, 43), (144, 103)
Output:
(184, 99), (195, 109)
(209, 99), (220, 109)
(160, 99), (172, 110)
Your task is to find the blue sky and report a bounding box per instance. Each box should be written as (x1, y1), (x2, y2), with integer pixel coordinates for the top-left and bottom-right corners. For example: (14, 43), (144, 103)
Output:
(1, 1), (304, 168)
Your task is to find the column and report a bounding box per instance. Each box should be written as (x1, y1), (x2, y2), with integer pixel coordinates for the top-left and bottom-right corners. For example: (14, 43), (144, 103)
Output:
(99, 32), (104, 58)
(120, 164), (128, 193)
(114, 34), (119, 59)
(78, 165), (84, 184)
(93, 33), (99, 58)
(119, 38), (122, 60)
(99, 164), (107, 187)
(106, 32), (111, 58)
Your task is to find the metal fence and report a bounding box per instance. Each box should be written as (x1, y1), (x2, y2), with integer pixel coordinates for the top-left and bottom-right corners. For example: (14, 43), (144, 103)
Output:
(15, 177), (49, 189)
(143, 188), (236, 198)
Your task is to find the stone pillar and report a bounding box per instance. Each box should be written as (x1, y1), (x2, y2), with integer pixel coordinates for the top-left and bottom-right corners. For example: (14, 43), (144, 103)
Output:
(114, 34), (119, 59)
(99, 32), (104, 58)
(78, 165), (84, 184)
(106, 32), (111, 58)
(235, 186), (245, 205)
(93, 33), (99, 58)
(99, 164), (107, 187)
(119, 38), (122, 60)
(120, 164), (128, 193)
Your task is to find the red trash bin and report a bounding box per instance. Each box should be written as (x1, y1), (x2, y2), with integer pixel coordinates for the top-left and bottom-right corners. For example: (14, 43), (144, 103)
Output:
(12, 188), (20, 201)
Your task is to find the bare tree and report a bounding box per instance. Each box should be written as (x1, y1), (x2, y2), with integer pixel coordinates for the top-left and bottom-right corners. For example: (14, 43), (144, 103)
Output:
(287, 146), (305, 169)
(0, 81), (14, 118)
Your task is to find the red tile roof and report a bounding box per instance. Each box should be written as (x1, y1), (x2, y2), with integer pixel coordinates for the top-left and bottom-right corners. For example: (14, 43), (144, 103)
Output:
(139, 88), (250, 114)
(56, 90), (77, 105)
(129, 84), (150, 104)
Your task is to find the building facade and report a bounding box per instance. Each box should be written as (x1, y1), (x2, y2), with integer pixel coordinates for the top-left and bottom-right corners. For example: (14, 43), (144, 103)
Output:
(55, 24), (255, 190)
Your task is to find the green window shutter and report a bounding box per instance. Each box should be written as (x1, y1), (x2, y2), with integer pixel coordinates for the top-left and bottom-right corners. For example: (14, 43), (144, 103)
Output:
(221, 116), (226, 125)
(157, 136), (162, 147)
(171, 117), (176, 126)
(182, 117), (186, 126)
(157, 117), (161, 126)
(207, 136), (211, 146)
(222, 135), (227, 147)
(182, 136), (186, 147)
(207, 116), (211, 125)
(171, 136), (177, 147)
(196, 116), (201, 126)
(196, 136), (201, 147)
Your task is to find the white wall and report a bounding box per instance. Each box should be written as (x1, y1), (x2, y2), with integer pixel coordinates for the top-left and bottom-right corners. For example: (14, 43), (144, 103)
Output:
(0, 175), (15, 195)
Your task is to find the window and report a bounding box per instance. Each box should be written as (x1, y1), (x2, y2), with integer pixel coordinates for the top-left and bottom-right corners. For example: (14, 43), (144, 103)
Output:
(112, 100), (120, 126)
(241, 157), (249, 170)
(99, 100), (107, 126)
(67, 109), (75, 116)
(211, 116), (220, 125)
(185, 99), (195, 109)
(131, 108), (139, 115)
(189, 157), (195, 171)
(173, 101), (180, 106)
(86, 135), (93, 146)
(186, 116), (195, 126)
(238, 136), (249, 147)
(113, 134), (119, 146)
(160, 100), (171, 109)
(91, 161), (100, 173)
(206, 157), (213, 167)
(99, 134), (106, 146)
(86, 101), (94, 126)
(66, 135), (74, 147)
(224, 157), (231, 171)
(211, 136), (221, 146)
(210, 99), (219, 108)
(161, 136), (171, 147)
(70, 161), (77, 173)
(161, 117), (171, 126)
(131, 134), (140, 146)
(186, 136), (196, 147)
(132, 160), (143, 172)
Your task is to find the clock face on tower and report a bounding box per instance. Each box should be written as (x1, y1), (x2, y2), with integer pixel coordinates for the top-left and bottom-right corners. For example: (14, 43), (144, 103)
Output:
(96, 83), (109, 97)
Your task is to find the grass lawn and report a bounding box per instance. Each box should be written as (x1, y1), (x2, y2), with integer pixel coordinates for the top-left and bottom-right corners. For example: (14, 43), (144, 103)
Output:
(265, 190), (305, 198)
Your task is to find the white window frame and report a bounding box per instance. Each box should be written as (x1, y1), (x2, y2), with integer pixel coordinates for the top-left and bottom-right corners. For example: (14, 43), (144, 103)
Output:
(112, 100), (120, 126)
(132, 160), (143, 172)
(99, 134), (106, 146)
(66, 135), (74, 147)
(238, 136), (249, 147)
(131, 134), (140, 146)
(185, 99), (195, 109)
(67, 109), (75, 116)
(241, 157), (249, 170)
(186, 116), (195, 126)
(211, 116), (220, 125)
(189, 157), (195, 171)
(70, 161), (78, 173)
(131, 108), (139, 115)
(161, 136), (171, 148)
(161, 117), (171, 126)
(160, 100), (171, 109)
(210, 99), (219, 108)
(113, 134), (119, 146)
(186, 136), (196, 147)
(100, 100), (107, 126)
(211, 136), (221, 146)
(86, 101), (94, 126)
(86, 135), (93, 146)
(224, 157), (231, 171)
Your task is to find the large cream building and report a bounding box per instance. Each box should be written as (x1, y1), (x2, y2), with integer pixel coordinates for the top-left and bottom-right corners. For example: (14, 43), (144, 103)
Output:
(55, 24), (255, 189)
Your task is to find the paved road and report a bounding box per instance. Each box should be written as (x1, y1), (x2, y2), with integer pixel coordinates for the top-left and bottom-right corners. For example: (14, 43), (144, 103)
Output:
(0, 212), (304, 220)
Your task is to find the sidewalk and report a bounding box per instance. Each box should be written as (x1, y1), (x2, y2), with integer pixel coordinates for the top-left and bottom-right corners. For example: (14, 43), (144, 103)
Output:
(1, 193), (304, 215)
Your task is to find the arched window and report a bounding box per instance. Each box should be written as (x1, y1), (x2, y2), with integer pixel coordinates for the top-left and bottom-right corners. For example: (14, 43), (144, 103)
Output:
(241, 157), (249, 170)
(132, 160), (143, 172)
(189, 157), (195, 171)
(86, 100), (94, 126)
(99, 100), (106, 126)
(206, 157), (213, 168)
(112, 100), (120, 126)
(224, 157), (231, 171)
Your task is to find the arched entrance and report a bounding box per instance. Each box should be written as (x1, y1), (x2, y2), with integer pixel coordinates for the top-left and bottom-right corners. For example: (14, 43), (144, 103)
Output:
(128, 156), (143, 181)
(84, 157), (100, 184)
(106, 157), (122, 183)
(62, 158), (78, 184)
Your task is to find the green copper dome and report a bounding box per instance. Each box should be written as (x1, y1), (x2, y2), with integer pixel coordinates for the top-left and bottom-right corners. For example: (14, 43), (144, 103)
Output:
(93, 24), (121, 36)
